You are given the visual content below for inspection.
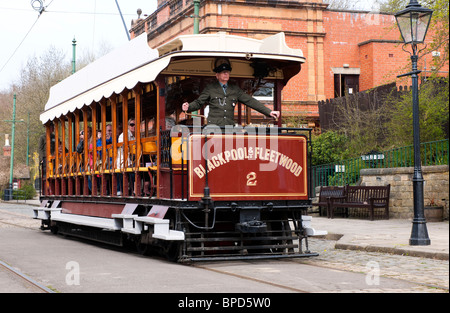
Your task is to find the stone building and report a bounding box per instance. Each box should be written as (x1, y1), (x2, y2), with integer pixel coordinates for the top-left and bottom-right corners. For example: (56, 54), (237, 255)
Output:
(129, 0), (444, 128)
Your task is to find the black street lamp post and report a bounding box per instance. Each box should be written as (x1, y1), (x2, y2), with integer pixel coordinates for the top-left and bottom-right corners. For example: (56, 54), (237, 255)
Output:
(395, 0), (433, 245)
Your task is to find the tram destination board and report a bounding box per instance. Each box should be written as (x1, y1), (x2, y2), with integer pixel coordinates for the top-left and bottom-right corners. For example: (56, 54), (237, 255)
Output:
(188, 134), (308, 201)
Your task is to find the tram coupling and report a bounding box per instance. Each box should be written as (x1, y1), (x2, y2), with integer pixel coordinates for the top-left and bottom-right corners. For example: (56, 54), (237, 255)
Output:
(235, 209), (267, 233)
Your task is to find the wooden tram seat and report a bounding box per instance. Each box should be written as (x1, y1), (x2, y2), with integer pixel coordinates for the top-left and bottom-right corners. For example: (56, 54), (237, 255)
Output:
(170, 137), (187, 166)
(327, 184), (390, 221)
(142, 138), (157, 155)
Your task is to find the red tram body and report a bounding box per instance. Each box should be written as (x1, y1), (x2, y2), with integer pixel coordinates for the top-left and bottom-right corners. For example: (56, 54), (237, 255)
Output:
(34, 32), (326, 262)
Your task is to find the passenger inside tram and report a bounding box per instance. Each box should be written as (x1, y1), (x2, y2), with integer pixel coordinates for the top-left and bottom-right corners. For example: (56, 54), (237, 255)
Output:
(117, 118), (136, 196)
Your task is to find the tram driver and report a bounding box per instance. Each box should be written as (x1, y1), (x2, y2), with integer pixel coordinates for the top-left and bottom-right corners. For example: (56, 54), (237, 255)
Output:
(181, 59), (280, 126)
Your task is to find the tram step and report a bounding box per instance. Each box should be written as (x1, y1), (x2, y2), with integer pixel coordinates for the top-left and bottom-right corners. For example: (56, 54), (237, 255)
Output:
(110, 215), (184, 240)
(181, 252), (319, 262)
(186, 243), (297, 252)
(33, 208), (62, 220)
(51, 212), (121, 230)
(185, 235), (297, 243)
(134, 216), (185, 241)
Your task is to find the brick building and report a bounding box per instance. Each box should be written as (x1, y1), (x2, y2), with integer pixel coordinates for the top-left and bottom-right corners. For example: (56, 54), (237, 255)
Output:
(129, 0), (441, 128)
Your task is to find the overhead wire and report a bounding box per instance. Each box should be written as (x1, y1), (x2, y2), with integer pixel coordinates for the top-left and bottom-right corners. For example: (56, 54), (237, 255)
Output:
(0, 15), (41, 75)
(0, 0), (56, 76)
(0, 1), (151, 78)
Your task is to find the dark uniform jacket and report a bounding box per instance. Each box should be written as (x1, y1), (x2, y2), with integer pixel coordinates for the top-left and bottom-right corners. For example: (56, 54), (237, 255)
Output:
(187, 81), (272, 126)
(38, 133), (55, 162)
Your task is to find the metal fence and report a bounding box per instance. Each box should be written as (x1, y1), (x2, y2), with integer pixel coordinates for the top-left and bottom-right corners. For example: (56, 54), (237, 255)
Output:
(311, 139), (449, 191)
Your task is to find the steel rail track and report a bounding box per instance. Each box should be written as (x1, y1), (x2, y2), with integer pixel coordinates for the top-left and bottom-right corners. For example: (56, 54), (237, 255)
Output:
(192, 263), (310, 293)
(0, 260), (55, 293)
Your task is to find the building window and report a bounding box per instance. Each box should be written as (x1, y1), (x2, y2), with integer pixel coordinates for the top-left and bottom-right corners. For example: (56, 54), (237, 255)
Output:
(170, 0), (183, 16)
(149, 15), (157, 30)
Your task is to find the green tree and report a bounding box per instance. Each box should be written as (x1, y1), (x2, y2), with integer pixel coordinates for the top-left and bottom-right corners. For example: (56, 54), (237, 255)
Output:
(386, 77), (449, 147)
(311, 130), (351, 166)
(8, 47), (70, 165)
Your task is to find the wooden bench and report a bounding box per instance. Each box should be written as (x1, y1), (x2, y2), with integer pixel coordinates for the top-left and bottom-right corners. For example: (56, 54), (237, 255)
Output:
(328, 184), (390, 220)
(314, 186), (346, 216)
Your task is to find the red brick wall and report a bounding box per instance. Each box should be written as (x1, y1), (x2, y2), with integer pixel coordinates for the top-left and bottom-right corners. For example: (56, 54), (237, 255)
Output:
(322, 11), (401, 98)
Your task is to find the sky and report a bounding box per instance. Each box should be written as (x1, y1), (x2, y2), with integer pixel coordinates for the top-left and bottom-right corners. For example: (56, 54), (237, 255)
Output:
(0, 0), (157, 91)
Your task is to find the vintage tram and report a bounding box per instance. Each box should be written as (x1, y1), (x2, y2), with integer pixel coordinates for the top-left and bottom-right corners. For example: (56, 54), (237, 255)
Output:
(34, 32), (326, 262)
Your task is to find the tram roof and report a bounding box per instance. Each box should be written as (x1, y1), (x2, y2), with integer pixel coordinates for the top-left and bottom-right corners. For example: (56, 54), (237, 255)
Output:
(40, 32), (304, 124)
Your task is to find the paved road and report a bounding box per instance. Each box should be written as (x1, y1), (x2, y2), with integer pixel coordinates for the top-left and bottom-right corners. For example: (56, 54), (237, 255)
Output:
(301, 238), (448, 291)
(0, 203), (448, 294)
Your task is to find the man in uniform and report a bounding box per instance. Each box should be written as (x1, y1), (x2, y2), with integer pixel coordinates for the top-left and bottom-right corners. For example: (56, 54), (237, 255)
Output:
(182, 61), (280, 126)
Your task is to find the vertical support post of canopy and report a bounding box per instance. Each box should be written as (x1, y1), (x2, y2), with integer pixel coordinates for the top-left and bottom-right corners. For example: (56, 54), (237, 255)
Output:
(82, 109), (89, 196)
(275, 81), (283, 127)
(68, 114), (73, 195)
(101, 99), (107, 196)
(134, 84), (142, 197)
(91, 103), (98, 195)
(155, 77), (166, 199)
(121, 90), (129, 196)
(111, 95), (118, 196)
(60, 116), (66, 195)
(45, 122), (51, 195)
(74, 111), (81, 196)
(54, 119), (60, 195)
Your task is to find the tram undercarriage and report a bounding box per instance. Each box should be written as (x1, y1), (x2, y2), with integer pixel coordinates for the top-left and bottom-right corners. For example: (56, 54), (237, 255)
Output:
(34, 199), (323, 262)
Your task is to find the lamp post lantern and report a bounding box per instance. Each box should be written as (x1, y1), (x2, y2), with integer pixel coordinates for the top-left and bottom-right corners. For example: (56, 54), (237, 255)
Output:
(395, 0), (433, 246)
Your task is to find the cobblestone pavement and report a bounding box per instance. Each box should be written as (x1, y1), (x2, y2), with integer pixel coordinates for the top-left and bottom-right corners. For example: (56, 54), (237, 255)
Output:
(297, 238), (449, 292)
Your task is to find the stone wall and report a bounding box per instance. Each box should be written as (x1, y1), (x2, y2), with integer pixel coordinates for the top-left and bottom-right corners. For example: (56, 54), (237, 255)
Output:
(360, 165), (449, 219)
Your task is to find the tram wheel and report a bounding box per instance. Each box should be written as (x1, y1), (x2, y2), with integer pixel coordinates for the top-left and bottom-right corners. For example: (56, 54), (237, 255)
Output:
(136, 242), (152, 256)
(50, 225), (58, 234)
(163, 241), (181, 262)
(134, 236), (151, 256)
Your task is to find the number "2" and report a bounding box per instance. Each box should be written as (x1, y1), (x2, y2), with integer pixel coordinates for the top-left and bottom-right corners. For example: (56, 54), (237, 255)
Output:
(246, 172), (257, 186)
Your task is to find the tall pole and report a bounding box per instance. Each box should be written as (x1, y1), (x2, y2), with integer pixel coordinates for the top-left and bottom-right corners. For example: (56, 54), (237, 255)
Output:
(191, 0), (200, 116)
(115, 0), (130, 41)
(72, 37), (76, 74)
(409, 46), (430, 245)
(26, 112), (30, 166)
(193, 0), (200, 34)
(9, 94), (17, 186)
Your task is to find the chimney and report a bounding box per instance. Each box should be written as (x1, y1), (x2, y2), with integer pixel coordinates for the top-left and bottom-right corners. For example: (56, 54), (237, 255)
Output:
(3, 134), (11, 156)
